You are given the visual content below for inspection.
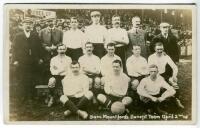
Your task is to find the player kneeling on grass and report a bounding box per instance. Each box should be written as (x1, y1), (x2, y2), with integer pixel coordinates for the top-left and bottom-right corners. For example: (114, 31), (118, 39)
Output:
(126, 45), (148, 107)
(47, 44), (72, 107)
(137, 64), (176, 115)
(60, 61), (93, 119)
(97, 59), (132, 115)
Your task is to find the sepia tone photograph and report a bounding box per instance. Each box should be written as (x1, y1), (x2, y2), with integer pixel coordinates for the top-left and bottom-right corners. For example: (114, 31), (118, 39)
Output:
(3, 4), (196, 124)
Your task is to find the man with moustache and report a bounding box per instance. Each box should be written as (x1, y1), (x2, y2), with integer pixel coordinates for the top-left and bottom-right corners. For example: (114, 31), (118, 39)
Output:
(63, 17), (85, 61)
(12, 18), (43, 103)
(127, 16), (150, 59)
(47, 44), (72, 107)
(107, 15), (129, 72)
(78, 42), (101, 95)
(39, 18), (63, 83)
(85, 11), (107, 58)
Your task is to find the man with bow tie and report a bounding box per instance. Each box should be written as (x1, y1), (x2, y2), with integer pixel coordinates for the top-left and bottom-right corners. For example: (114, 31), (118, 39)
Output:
(12, 18), (43, 103)
(39, 18), (63, 84)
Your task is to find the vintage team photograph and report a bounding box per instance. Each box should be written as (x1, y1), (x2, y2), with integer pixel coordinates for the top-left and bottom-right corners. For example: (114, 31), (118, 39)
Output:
(4, 4), (196, 124)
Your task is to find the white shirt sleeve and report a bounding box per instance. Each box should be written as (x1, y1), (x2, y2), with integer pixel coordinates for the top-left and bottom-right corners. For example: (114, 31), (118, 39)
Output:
(166, 55), (178, 77)
(50, 58), (59, 75)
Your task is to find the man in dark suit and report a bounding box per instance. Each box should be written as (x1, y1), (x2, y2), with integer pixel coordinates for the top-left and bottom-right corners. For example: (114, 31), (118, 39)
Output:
(12, 18), (43, 103)
(150, 22), (179, 63)
(150, 22), (183, 109)
(39, 18), (63, 83)
(127, 16), (150, 59)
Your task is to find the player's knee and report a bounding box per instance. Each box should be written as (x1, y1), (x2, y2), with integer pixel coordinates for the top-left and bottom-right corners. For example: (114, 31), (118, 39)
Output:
(122, 96), (133, 106)
(94, 77), (101, 89)
(89, 78), (93, 89)
(60, 95), (69, 104)
(95, 77), (101, 85)
(48, 77), (56, 88)
(89, 78), (93, 85)
(131, 80), (139, 90)
(84, 91), (93, 100)
(100, 78), (105, 86)
(97, 94), (107, 104)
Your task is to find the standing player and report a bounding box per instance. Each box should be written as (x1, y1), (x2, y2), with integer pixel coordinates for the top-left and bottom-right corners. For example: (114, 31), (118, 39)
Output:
(78, 42), (101, 97)
(85, 11), (107, 58)
(97, 60), (132, 113)
(126, 45), (148, 107)
(137, 64), (176, 114)
(63, 17), (85, 61)
(60, 61), (93, 119)
(107, 15), (129, 72)
(47, 44), (72, 107)
(148, 42), (184, 108)
(101, 43), (122, 77)
(127, 16), (150, 59)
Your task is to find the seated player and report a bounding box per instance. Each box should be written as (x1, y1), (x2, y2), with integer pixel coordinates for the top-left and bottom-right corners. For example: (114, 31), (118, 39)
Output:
(97, 60), (132, 113)
(148, 42), (184, 109)
(126, 45), (148, 91)
(126, 45), (149, 107)
(60, 61), (93, 119)
(47, 44), (72, 107)
(78, 42), (101, 97)
(101, 42), (122, 77)
(137, 64), (176, 115)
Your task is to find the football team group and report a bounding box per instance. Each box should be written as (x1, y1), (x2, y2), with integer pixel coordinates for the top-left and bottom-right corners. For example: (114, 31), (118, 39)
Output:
(11, 10), (184, 120)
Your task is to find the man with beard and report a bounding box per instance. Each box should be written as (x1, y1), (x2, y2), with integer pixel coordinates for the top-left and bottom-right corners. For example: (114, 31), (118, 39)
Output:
(12, 18), (43, 103)
(127, 16), (150, 59)
(47, 44), (72, 107)
(107, 15), (129, 72)
(39, 18), (63, 84)
(85, 11), (107, 58)
(63, 17), (85, 61)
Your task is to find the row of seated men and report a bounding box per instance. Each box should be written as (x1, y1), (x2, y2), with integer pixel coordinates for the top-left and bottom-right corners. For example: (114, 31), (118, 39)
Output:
(46, 42), (183, 119)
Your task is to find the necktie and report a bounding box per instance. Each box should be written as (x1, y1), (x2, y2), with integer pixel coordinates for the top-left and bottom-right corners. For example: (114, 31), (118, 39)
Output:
(50, 29), (53, 44)
(136, 29), (138, 34)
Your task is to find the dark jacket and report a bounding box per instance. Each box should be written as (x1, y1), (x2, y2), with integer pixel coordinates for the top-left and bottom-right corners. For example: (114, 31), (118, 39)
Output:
(151, 33), (179, 62)
(12, 31), (43, 66)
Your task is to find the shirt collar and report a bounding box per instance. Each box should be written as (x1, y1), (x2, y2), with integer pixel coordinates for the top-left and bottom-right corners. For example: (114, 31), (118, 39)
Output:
(24, 29), (30, 38)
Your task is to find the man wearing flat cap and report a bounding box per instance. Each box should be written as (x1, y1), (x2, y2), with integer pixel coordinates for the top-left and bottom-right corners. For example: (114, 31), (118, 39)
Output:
(39, 18), (63, 84)
(150, 22), (179, 63)
(85, 11), (107, 58)
(12, 17), (44, 103)
(150, 22), (183, 109)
